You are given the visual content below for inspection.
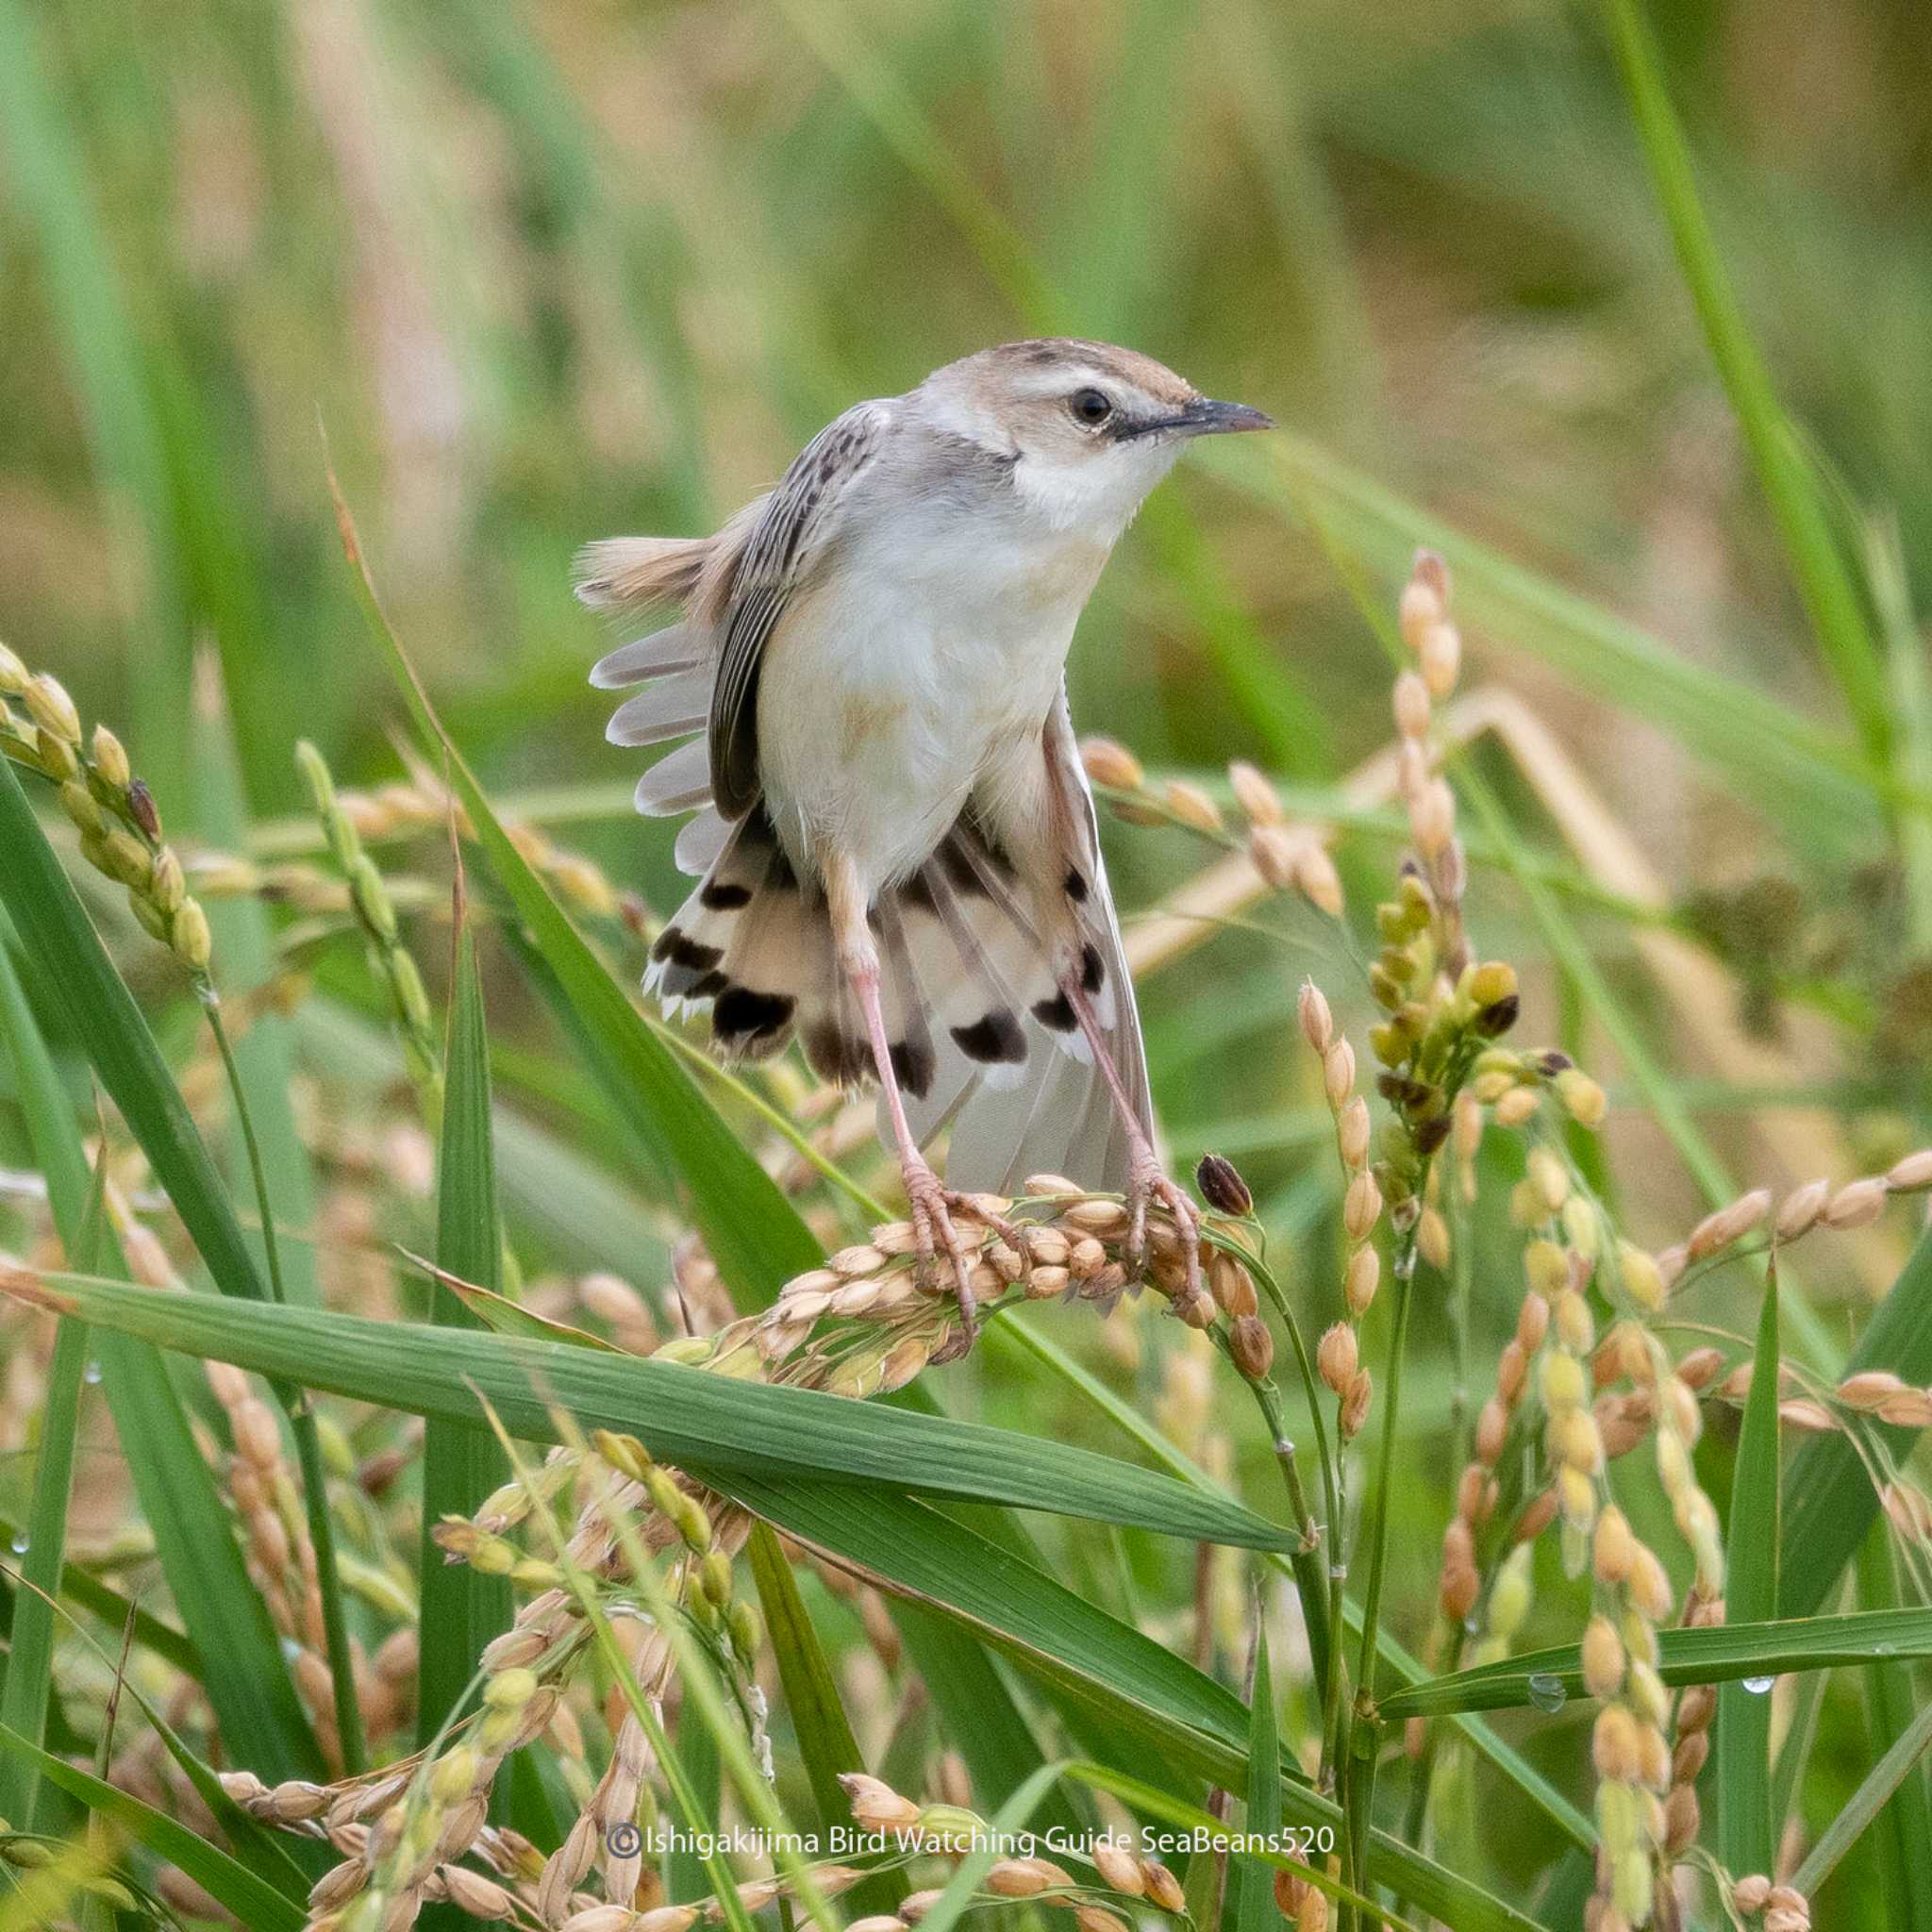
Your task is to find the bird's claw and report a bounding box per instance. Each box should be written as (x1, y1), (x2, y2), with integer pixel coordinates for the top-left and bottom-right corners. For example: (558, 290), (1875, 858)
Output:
(904, 1163), (981, 1357)
(1126, 1151), (1204, 1303)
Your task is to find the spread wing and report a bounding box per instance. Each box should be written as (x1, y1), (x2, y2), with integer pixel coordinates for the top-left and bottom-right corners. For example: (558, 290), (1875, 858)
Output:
(708, 400), (891, 820)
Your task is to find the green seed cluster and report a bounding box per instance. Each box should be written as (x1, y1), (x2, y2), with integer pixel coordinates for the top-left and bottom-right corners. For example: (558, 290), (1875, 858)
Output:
(0, 645), (212, 974)
(296, 740), (441, 1108)
(592, 1432), (761, 1666)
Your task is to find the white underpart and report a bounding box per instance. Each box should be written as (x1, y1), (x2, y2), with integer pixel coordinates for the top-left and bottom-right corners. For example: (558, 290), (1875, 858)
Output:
(757, 429), (1181, 901)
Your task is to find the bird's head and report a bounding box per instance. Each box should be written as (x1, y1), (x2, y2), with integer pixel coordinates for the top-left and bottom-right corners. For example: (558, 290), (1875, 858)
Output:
(911, 338), (1272, 535)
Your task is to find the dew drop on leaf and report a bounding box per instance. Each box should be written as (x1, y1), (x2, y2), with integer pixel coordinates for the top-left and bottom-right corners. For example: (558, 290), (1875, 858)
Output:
(1527, 1673), (1567, 1712)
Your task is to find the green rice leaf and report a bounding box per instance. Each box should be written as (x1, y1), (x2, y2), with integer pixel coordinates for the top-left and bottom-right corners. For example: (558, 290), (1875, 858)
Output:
(0, 764), (272, 1312)
(1237, 1626), (1280, 1932)
(1376, 1607), (1932, 1721)
(745, 1526), (908, 1909)
(746, 1524), (906, 1913)
(418, 915), (514, 1754)
(1719, 1270), (1782, 1878)
(891, 1601), (1083, 1841)
(1841, 1528), (1932, 1923)
(0, 1721), (305, 1931)
(8, 1272), (1295, 1550)
(0, 941), (93, 1830)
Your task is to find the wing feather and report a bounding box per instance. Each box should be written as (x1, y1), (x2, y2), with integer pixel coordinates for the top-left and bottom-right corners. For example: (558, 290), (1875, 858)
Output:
(708, 401), (890, 819)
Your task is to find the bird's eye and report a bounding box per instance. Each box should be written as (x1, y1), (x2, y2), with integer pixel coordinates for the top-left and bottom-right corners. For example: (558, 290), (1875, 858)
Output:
(1069, 388), (1113, 426)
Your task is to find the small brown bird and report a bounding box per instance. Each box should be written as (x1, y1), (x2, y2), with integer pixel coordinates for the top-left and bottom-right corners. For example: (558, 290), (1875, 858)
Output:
(581, 340), (1271, 1345)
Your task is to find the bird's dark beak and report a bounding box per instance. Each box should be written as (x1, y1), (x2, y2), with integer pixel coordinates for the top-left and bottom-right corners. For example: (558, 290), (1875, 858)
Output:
(1179, 396), (1274, 436)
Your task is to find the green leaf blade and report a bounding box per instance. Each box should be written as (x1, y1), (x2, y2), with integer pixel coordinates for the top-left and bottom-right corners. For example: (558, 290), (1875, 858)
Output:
(13, 1274), (1296, 1550)
(0, 1721), (305, 1932)
(1238, 1627), (1281, 1932)
(1719, 1271), (1782, 1880)
(1376, 1608), (1932, 1722)
(419, 921), (514, 1755)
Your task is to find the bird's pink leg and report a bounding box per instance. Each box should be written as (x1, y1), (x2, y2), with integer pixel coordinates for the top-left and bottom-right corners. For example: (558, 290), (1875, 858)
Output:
(1058, 973), (1203, 1301)
(828, 862), (981, 1354)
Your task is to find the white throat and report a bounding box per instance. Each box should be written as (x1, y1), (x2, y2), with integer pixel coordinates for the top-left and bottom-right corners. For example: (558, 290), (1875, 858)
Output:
(1008, 441), (1182, 538)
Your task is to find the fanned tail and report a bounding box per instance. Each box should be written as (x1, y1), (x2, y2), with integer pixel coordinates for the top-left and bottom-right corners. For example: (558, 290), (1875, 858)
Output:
(646, 808), (1108, 1122)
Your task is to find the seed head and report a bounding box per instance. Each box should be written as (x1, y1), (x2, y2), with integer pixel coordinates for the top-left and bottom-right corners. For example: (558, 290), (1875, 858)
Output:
(1195, 1154), (1253, 1217)
(1419, 620), (1461, 698)
(1824, 1176), (1889, 1230)
(1344, 1244), (1379, 1315)
(1340, 1368), (1373, 1437)
(1317, 1322), (1357, 1394)
(1294, 842), (1344, 917)
(1487, 1543), (1532, 1638)
(1091, 1841), (1144, 1895)
(1887, 1149), (1932, 1191)
(1080, 737), (1143, 791)
(1581, 1616), (1624, 1699)
(986, 1861), (1051, 1898)
(1227, 760), (1283, 826)
(1393, 671), (1432, 740)
(171, 900), (213, 973)
(1343, 1171), (1383, 1242)
(91, 724), (131, 791)
(1592, 1507), (1635, 1586)
(1141, 1860), (1185, 1912)
(1249, 823), (1297, 890)
(1687, 1189), (1772, 1260)
(1163, 779), (1223, 835)
(23, 674), (80, 745)
(1297, 979), (1333, 1055)
(840, 1773), (921, 1834)
(1399, 557), (1448, 649)
(125, 777), (161, 840)
(1591, 1705), (1640, 1782)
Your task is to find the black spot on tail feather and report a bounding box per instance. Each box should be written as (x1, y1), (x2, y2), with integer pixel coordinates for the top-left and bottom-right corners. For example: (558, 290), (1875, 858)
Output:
(1080, 943), (1104, 994)
(939, 838), (988, 898)
(1065, 867), (1089, 902)
(714, 986), (794, 1050)
(890, 1038), (936, 1098)
(951, 1010), (1025, 1065)
(651, 927), (723, 972)
(1031, 991), (1076, 1033)
(805, 1024), (871, 1088)
(699, 879), (753, 910)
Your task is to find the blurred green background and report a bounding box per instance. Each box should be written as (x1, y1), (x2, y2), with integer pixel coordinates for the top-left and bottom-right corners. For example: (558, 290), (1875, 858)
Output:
(8, 4), (1932, 1917)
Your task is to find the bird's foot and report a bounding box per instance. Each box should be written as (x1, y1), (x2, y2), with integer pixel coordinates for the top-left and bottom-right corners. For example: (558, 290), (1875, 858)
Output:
(903, 1159), (983, 1359)
(1125, 1143), (1204, 1308)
